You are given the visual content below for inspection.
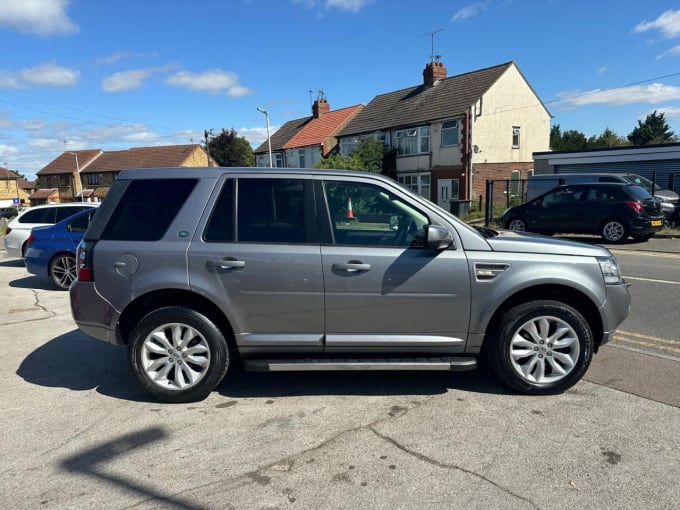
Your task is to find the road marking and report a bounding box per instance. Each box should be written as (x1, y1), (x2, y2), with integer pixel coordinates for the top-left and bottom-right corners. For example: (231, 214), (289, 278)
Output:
(613, 336), (680, 355)
(612, 250), (680, 259)
(617, 330), (680, 344)
(623, 276), (680, 285)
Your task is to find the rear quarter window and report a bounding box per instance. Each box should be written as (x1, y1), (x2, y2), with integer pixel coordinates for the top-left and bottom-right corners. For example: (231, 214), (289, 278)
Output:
(19, 208), (56, 223)
(100, 179), (197, 241)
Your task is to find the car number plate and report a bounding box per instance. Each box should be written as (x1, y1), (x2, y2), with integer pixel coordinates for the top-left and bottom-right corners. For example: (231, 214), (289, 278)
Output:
(651, 220), (662, 227)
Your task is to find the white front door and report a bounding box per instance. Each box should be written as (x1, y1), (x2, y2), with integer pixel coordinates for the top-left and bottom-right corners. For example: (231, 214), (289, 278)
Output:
(438, 179), (453, 209)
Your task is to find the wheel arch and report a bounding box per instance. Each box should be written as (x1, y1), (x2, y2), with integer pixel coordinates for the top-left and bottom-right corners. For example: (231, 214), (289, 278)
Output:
(117, 289), (236, 351)
(481, 284), (604, 351)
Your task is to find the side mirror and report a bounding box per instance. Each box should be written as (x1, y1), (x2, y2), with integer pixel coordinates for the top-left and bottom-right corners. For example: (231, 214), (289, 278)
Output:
(424, 225), (454, 251)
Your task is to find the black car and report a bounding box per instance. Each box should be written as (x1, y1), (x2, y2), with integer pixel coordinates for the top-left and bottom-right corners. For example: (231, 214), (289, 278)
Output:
(0, 206), (18, 219)
(501, 182), (665, 243)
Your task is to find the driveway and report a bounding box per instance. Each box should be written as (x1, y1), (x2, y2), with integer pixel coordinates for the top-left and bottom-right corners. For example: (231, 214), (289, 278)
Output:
(1, 248), (679, 509)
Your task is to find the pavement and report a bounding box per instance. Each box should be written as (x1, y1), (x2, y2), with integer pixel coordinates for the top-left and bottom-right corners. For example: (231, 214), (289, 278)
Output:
(1, 241), (679, 509)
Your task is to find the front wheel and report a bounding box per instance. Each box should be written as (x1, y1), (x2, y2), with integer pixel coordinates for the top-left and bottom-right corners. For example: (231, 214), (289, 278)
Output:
(128, 307), (229, 403)
(487, 300), (593, 394)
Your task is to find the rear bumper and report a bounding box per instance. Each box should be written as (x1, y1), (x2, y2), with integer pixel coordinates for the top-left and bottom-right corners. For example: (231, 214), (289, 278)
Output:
(630, 216), (665, 235)
(70, 280), (123, 346)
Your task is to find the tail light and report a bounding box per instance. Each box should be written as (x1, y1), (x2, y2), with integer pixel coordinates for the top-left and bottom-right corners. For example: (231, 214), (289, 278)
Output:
(625, 201), (644, 214)
(26, 234), (35, 246)
(4, 226), (10, 235)
(76, 241), (94, 282)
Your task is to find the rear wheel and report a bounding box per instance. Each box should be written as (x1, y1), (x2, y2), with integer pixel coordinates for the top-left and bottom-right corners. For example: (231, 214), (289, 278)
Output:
(487, 300), (593, 394)
(49, 253), (77, 290)
(631, 233), (654, 242)
(505, 217), (527, 231)
(600, 219), (629, 243)
(128, 307), (229, 403)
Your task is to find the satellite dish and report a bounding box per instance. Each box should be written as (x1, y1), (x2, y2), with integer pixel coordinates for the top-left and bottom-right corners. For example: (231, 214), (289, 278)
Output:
(473, 145), (480, 153)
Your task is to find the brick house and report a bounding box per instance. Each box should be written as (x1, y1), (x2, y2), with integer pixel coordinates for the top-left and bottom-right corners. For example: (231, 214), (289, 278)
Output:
(253, 94), (363, 168)
(33, 144), (210, 204)
(0, 167), (35, 206)
(335, 60), (551, 213)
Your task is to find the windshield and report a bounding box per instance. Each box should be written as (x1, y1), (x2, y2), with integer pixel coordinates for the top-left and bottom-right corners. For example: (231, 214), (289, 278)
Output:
(621, 174), (659, 193)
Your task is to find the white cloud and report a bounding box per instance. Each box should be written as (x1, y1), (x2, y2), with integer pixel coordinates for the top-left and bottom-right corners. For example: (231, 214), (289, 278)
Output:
(325, 0), (373, 12)
(20, 62), (79, 87)
(165, 69), (253, 96)
(655, 106), (680, 119)
(0, 144), (19, 159)
(291, 0), (373, 12)
(20, 119), (49, 130)
(452, 1), (489, 22)
(102, 69), (156, 92)
(96, 50), (160, 66)
(0, 0), (78, 36)
(556, 83), (680, 109)
(656, 43), (680, 60)
(597, 66), (608, 75)
(635, 9), (680, 39)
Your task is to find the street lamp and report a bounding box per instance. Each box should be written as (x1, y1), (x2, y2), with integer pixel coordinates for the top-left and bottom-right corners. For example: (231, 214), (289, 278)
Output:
(256, 107), (273, 168)
(69, 152), (85, 202)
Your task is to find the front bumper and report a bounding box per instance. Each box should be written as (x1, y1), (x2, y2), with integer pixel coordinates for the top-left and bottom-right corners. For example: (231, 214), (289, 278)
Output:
(599, 281), (632, 346)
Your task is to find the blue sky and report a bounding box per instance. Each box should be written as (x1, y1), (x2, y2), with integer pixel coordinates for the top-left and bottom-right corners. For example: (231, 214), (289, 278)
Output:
(1, 0), (680, 180)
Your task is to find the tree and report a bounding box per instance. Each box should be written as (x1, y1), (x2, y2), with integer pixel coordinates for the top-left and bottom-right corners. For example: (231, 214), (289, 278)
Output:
(207, 128), (255, 167)
(550, 124), (588, 151)
(314, 137), (394, 174)
(627, 111), (675, 145)
(587, 127), (628, 149)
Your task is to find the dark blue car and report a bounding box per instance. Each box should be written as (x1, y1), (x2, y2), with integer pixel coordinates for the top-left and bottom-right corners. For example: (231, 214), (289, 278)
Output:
(24, 208), (98, 290)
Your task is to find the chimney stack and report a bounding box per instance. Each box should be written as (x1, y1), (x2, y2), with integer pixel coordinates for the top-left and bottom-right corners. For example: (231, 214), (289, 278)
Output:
(423, 61), (447, 87)
(312, 98), (330, 119)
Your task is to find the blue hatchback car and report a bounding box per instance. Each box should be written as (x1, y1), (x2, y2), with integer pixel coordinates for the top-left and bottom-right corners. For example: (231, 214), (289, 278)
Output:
(24, 208), (98, 290)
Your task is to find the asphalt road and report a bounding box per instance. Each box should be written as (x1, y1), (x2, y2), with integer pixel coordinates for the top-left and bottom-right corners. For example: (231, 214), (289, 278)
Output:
(1, 241), (679, 510)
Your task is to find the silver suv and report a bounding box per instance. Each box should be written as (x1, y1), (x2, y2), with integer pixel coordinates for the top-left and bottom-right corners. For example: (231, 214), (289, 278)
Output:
(70, 168), (631, 403)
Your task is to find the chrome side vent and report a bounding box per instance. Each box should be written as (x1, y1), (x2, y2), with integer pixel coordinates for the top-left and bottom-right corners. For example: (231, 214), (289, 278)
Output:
(474, 263), (510, 281)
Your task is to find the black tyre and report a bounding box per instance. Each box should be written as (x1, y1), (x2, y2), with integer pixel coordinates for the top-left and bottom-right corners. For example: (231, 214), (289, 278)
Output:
(631, 233), (654, 242)
(49, 253), (77, 290)
(487, 300), (593, 395)
(505, 217), (527, 231)
(600, 218), (629, 243)
(128, 306), (229, 403)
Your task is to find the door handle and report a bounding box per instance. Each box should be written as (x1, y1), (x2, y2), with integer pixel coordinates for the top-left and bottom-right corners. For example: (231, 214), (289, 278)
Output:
(332, 261), (371, 272)
(211, 258), (245, 269)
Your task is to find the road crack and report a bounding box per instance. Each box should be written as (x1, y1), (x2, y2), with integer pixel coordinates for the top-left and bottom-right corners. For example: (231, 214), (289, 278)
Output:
(368, 426), (540, 510)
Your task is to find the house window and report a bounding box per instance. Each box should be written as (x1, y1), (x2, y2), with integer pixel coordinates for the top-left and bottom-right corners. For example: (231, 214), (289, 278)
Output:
(398, 173), (431, 199)
(510, 170), (520, 196)
(298, 149), (306, 168)
(59, 175), (70, 187)
(340, 133), (388, 155)
(441, 120), (459, 146)
(275, 153), (284, 168)
(395, 127), (430, 156)
(512, 127), (521, 148)
(86, 173), (100, 186)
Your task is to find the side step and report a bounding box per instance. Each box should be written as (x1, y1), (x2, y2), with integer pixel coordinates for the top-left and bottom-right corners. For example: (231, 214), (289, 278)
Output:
(242, 356), (477, 373)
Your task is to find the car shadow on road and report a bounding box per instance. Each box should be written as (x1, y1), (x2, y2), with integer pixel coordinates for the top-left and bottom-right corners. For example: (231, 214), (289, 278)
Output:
(17, 330), (514, 402)
(0, 257), (24, 268)
(16, 329), (152, 402)
(216, 361), (511, 399)
(9, 274), (57, 290)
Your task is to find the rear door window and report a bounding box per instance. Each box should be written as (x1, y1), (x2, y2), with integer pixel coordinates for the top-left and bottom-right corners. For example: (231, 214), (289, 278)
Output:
(236, 178), (311, 243)
(101, 179), (197, 241)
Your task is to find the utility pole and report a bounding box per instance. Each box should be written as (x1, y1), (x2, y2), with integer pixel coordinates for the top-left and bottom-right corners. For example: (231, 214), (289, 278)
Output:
(204, 129), (213, 167)
(256, 107), (273, 168)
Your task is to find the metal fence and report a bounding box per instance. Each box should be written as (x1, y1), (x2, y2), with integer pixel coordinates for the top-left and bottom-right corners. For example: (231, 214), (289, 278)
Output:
(484, 179), (530, 226)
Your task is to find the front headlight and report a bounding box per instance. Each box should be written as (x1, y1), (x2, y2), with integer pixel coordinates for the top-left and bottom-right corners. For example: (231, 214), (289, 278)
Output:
(598, 256), (622, 284)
